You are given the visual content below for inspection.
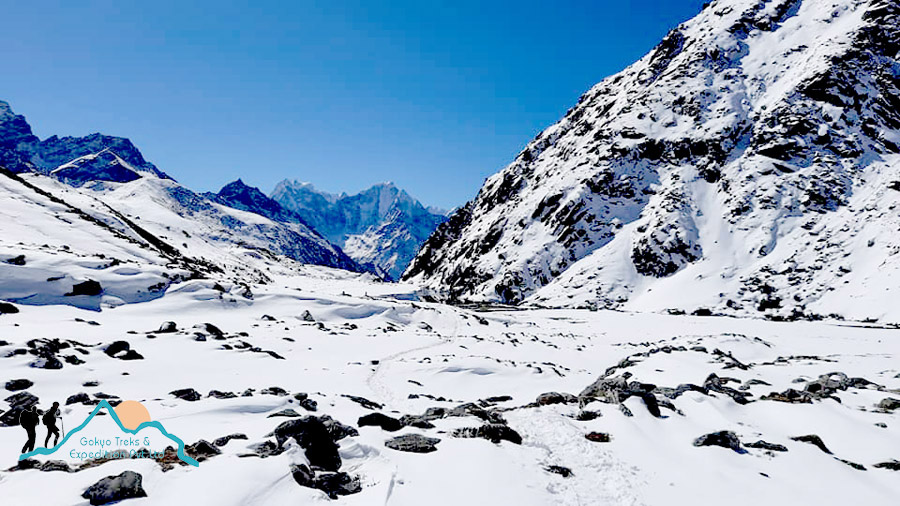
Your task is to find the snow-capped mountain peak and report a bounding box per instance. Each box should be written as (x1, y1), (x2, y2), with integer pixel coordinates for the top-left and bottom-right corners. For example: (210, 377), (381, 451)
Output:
(272, 179), (447, 280)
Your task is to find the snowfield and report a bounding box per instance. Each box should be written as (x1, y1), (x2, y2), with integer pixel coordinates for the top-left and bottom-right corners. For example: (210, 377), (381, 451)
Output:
(0, 270), (898, 505)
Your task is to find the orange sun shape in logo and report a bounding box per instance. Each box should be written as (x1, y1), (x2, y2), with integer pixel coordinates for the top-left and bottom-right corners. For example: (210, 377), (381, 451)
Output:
(113, 400), (152, 430)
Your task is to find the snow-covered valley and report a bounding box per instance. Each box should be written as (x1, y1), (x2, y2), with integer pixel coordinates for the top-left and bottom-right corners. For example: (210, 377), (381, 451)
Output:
(1, 271), (898, 505)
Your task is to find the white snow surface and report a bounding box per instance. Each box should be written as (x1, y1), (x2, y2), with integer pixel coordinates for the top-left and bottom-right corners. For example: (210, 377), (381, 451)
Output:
(0, 273), (898, 505)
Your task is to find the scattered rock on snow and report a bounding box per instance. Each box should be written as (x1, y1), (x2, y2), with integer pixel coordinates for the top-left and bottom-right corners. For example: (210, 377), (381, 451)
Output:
(208, 390), (237, 399)
(169, 388), (201, 402)
(273, 417), (342, 471)
(342, 394), (383, 410)
(535, 391), (577, 405)
(876, 397), (900, 412)
(745, 440), (788, 452)
(268, 408), (302, 418)
(213, 433), (248, 447)
(5, 378), (33, 391)
(185, 439), (222, 462)
(66, 392), (92, 405)
(157, 321), (178, 333)
(81, 470), (147, 505)
(693, 431), (746, 454)
(384, 434), (441, 453)
(585, 432), (612, 443)
(545, 465), (573, 477)
(0, 391), (39, 427)
(67, 280), (103, 297)
(358, 412), (403, 432)
(453, 424), (522, 445)
(0, 302), (19, 314)
(873, 460), (900, 471)
(790, 434), (832, 454)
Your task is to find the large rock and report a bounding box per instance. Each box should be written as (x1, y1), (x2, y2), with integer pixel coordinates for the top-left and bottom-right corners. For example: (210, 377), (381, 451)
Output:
(358, 412), (403, 432)
(877, 397), (900, 411)
(291, 464), (361, 499)
(81, 471), (147, 505)
(692, 431), (746, 454)
(0, 302), (19, 314)
(66, 280), (103, 297)
(169, 388), (201, 402)
(274, 417), (342, 471)
(384, 434), (441, 453)
(453, 424), (522, 445)
(4, 379), (33, 391)
(0, 391), (39, 427)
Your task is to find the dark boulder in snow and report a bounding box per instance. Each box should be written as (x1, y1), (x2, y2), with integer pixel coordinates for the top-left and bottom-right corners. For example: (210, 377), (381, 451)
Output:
(585, 432), (612, 443)
(358, 412), (403, 432)
(273, 417), (342, 471)
(0, 391), (39, 427)
(453, 424), (522, 445)
(0, 302), (20, 314)
(157, 321), (178, 333)
(877, 397), (900, 412)
(693, 431), (746, 454)
(4, 379), (33, 391)
(790, 434), (832, 454)
(208, 390), (237, 399)
(384, 433), (441, 453)
(535, 391), (577, 405)
(873, 460), (900, 471)
(169, 388), (201, 402)
(291, 464), (362, 499)
(66, 280), (102, 297)
(318, 415), (359, 441)
(185, 439), (221, 462)
(4, 254), (25, 265)
(213, 433), (247, 447)
(66, 392), (91, 405)
(745, 440), (788, 452)
(81, 470), (147, 505)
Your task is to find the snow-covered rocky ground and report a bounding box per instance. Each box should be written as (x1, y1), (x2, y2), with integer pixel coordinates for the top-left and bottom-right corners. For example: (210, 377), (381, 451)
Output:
(1, 268), (898, 505)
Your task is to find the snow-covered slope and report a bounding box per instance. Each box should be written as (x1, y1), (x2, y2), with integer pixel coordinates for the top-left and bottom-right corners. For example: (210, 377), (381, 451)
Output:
(404, 0), (900, 322)
(0, 101), (365, 276)
(272, 181), (446, 280)
(1, 271), (899, 505)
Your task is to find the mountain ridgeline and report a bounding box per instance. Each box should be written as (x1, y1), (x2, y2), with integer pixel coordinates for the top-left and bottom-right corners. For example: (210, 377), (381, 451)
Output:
(271, 180), (447, 281)
(404, 0), (900, 321)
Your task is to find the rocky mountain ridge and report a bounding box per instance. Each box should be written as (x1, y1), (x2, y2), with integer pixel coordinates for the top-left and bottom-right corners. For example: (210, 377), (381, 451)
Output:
(404, 0), (900, 322)
(272, 180), (446, 280)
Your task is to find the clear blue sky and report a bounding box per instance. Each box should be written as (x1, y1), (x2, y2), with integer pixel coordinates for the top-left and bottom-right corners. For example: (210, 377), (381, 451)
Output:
(2, 0), (707, 209)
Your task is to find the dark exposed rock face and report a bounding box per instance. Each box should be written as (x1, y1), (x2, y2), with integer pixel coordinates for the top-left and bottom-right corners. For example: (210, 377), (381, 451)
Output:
(0, 302), (20, 314)
(81, 471), (147, 505)
(693, 431), (746, 454)
(384, 434), (442, 453)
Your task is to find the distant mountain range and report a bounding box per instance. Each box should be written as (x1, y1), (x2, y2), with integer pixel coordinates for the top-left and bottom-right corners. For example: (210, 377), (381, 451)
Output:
(0, 99), (447, 281)
(271, 180), (446, 280)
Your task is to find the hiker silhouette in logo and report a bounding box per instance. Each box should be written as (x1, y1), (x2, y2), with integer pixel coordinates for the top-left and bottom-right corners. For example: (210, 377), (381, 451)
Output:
(43, 402), (61, 448)
(19, 405), (39, 454)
